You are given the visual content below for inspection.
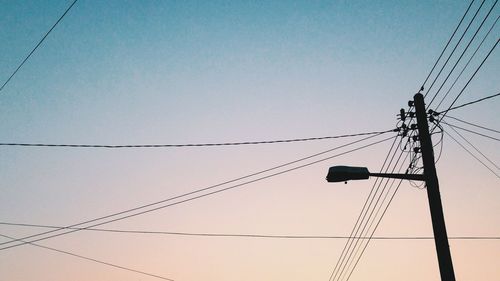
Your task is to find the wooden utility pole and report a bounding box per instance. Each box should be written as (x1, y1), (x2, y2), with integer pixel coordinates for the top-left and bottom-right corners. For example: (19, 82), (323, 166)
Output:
(414, 93), (456, 281)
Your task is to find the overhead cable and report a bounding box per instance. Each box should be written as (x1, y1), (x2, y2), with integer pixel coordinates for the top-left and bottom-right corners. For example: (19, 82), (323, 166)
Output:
(424, 0), (486, 99)
(437, 92), (500, 115)
(419, 0), (476, 90)
(0, 131), (393, 248)
(433, 39), (499, 131)
(0, 0), (79, 93)
(443, 129), (500, 178)
(442, 121), (500, 141)
(428, 2), (499, 107)
(0, 133), (396, 251)
(334, 145), (410, 281)
(328, 135), (409, 281)
(0, 233), (174, 281)
(1, 222), (499, 240)
(434, 15), (499, 110)
(443, 123), (499, 170)
(0, 130), (394, 149)
(445, 115), (500, 134)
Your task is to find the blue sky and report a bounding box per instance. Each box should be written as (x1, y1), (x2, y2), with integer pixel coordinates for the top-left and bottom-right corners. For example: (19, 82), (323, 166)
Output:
(0, 1), (499, 281)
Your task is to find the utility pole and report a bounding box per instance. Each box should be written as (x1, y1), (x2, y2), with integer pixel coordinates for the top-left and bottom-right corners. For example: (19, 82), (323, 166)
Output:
(414, 93), (456, 281)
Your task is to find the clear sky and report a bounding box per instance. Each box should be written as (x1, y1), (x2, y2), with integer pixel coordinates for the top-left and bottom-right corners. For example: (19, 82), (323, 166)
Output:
(0, 0), (499, 280)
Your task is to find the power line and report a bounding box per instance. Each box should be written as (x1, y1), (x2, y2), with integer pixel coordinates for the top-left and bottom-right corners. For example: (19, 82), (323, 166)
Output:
(433, 39), (499, 132)
(442, 120), (500, 141)
(0, 133), (397, 251)
(345, 179), (405, 281)
(424, 0), (486, 99)
(0, 233), (174, 281)
(334, 146), (410, 281)
(0, 0), (79, 93)
(1, 222), (499, 240)
(0, 130), (395, 149)
(443, 129), (500, 178)
(327, 136), (401, 281)
(329, 134), (410, 281)
(443, 123), (499, 170)
(445, 115), (500, 134)
(420, 0), (476, 90)
(437, 92), (500, 115)
(428, 2), (499, 107)
(434, 15), (499, 110)
(345, 149), (422, 281)
(0, 131), (393, 249)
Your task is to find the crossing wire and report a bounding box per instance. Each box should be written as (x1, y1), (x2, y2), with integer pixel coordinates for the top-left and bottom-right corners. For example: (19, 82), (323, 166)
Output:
(0, 133), (397, 251)
(0, 0), (79, 93)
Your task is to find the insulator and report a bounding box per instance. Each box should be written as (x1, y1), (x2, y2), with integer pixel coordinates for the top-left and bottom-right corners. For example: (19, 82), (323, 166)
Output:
(399, 108), (406, 121)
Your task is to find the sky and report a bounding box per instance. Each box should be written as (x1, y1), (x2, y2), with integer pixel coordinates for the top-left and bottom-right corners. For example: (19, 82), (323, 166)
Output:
(0, 0), (499, 280)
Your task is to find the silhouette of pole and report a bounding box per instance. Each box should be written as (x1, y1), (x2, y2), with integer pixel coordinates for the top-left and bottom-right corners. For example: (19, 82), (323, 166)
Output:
(414, 93), (456, 281)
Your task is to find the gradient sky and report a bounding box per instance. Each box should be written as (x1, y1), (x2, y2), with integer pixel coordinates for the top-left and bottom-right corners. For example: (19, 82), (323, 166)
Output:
(0, 1), (499, 280)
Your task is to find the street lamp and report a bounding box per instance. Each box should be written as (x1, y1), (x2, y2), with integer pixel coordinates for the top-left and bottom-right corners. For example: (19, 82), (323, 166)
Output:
(326, 165), (425, 183)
